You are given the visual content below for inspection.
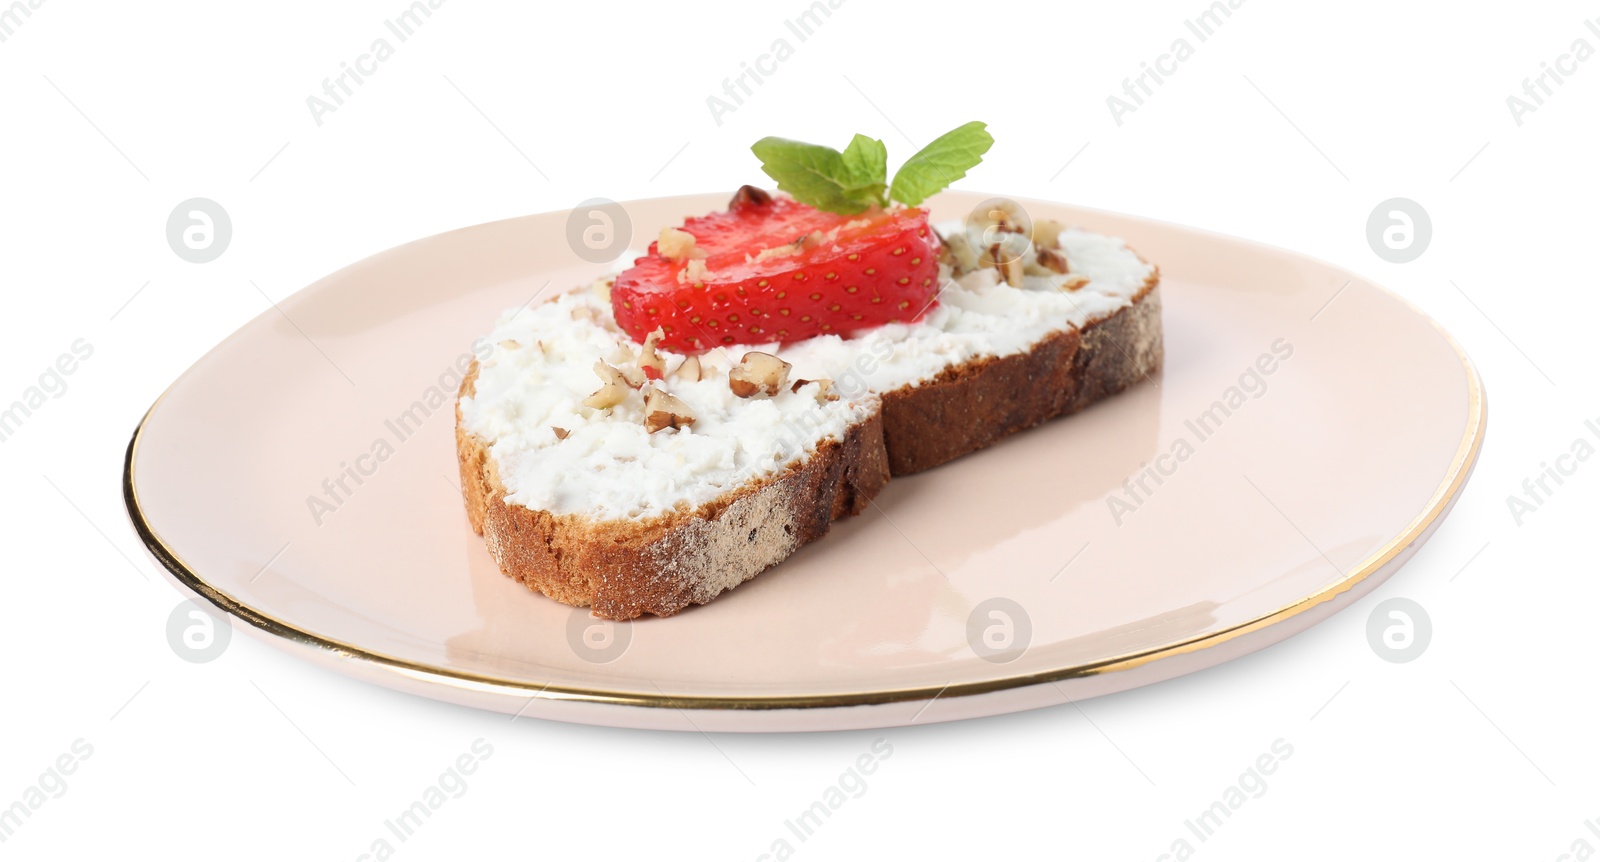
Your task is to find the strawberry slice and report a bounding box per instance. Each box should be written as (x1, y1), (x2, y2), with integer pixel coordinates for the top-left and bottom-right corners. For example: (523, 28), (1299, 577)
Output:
(611, 187), (941, 353)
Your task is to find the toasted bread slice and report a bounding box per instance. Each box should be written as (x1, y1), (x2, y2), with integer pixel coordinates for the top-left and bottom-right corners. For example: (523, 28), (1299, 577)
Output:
(456, 226), (1161, 619)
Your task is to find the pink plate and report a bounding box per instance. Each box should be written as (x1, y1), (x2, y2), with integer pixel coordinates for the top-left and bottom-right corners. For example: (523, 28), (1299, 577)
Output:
(123, 192), (1485, 732)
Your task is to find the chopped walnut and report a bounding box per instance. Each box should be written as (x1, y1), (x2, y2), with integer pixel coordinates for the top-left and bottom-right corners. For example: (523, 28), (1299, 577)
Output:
(591, 276), (614, 303)
(1032, 219), (1067, 250)
(552, 426), (570, 440)
(1036, 247), (1071, 274)
(676, 354), (703, 382)
(986, 204), (1026, 234)
(498, 339), (521, 350)
(1060, 273), (1091, 292)
(728, 351), (792, 398)
(791, 378), (839, 403)
(963, 200), (1036, 281)
(617, 364), (647, 389)
(658, 227), (699, 262)
(582, 362), (631, 409)
(677, 257), (713, 285)
(639, 327), (667, 379)
(941, 231), (981, 274)
(642, 385), (695, 433)
(988, 242), (1025, 288)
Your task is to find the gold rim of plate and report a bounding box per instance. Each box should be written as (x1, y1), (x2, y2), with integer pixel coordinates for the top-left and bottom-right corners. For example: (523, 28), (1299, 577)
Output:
(121, 310), (1486, 713)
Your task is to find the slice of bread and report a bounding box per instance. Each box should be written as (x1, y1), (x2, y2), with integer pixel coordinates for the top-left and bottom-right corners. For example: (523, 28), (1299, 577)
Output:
(456, 222), (1161, 619)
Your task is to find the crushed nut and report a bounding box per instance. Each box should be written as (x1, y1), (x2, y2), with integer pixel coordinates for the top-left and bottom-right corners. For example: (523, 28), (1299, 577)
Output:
(676, 257), (713, 285)
(791, 378), (839, 403)
(591, 275), (614, 303)
(964, 201), (1034, 278)
(552, 426), (570, 440)
(498, 339), (521, 350)
(976, 200), (1029, 237)
(1060, 273), (1091, 292)
(729, 351), (791, 397)
(988, 242), (1025, 288)
(658, 227), (700, 262)
(642, 385), (695, 433)
(941, 231), (980, 274)
(676, 354), (703, 382)
(1036, 247), (1071, 274)
(1031, 219), (1067, 250)
(729, 185), (774, 210)
(987, 207), (1025, 234)
(639, 327), (667, 379)
(583, 361), (631, 409)
(618, 364), (647, 389)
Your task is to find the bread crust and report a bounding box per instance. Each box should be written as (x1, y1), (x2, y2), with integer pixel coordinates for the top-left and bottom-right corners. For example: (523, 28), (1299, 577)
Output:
(881, 277), (1162, 474)
(456, 372), (890, 620)
(457, 278), (1161, 620)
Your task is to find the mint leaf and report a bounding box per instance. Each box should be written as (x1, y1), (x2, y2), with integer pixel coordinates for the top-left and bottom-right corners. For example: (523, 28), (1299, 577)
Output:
(751, 136), (885, 215)
(840, 134), (888, 192)
(889, 121), (994, 206)
(750, 124), (990, 213)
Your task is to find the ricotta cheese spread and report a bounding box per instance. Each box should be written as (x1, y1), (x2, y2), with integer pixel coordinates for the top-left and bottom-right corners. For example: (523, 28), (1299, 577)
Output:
(458, 226), (1153, 520)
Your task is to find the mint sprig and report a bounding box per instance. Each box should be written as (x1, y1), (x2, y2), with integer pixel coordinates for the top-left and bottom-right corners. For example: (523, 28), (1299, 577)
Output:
(839, 133), (888, 197)
(748, 138), (882, 215)
(887, 122), (993, 206)
(750, 121), (993, 214)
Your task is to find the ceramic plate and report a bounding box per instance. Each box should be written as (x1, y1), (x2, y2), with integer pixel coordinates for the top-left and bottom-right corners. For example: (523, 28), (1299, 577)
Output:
(124, 192), (1485, 732)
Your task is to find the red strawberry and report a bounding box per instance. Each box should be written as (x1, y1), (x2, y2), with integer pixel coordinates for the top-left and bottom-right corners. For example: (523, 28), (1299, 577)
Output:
(611, 188), (941, 353)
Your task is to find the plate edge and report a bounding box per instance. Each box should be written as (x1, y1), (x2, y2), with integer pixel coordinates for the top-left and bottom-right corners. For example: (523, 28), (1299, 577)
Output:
(119, 226), (1490, 714)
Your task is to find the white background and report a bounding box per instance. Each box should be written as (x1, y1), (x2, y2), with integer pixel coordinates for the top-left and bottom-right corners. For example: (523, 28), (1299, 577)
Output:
(2, 0), (1597, 858)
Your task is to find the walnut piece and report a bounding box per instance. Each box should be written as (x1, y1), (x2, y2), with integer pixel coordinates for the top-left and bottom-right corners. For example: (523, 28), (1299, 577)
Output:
(791, 378), (839, 403)
(1060, 273), (1091, 292)
(984, 202), (1027, 234)
(965, 201), (1033, 282)
(639, 327), (667, 379)
(676, 354), (703, 382)
(617, 364), (646, 389)
(658, 227), (699, 262)
(642, 385), (695, 433)
(676, 257), (713, 285)
(552, 426), (570, 440)
(591, 275), (614, 303)
(728, 351), (792, 398)
(988, 242), (1025, 288)
(1031, 219), (1067, 250)
(1036, 247), (1071, 275)
(582, 362), (631, 409)
(941, 231), (980, 274)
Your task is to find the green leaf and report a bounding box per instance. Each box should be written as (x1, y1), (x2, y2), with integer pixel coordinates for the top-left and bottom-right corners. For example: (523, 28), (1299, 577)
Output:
(840, 134), (888, 190)
(889, 121), (994, 206)
(750, 136), (885, 215)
